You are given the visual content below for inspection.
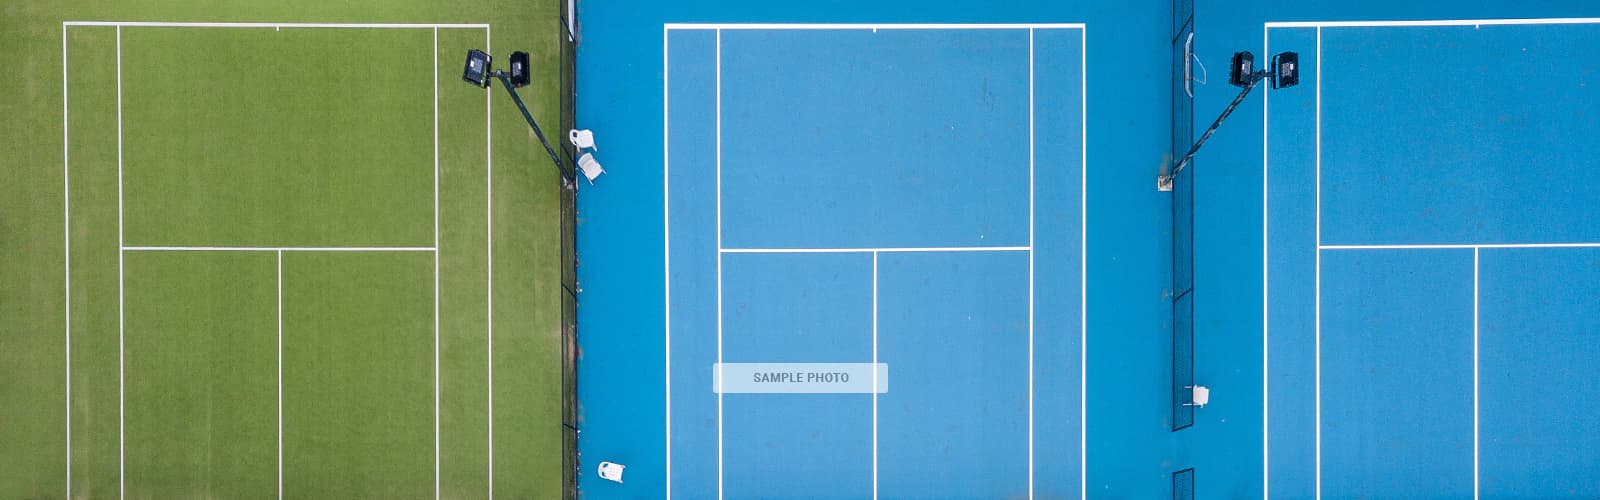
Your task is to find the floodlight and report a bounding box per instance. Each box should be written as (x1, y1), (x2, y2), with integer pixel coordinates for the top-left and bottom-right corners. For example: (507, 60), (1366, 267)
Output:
(1228, 51), (1255, 87)
(1271, 51), (1299, 89)
(509, 51), (531, 88)
(463, 49), (492, 88)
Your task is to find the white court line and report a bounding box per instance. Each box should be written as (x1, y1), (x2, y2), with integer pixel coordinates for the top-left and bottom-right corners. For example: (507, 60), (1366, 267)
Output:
(61, 24), (72, 499)
(662, 24), (673, 500)
(1313, 26), (1322, 500)
(871, 252), (879, 500)
(1265, 17), (1600, 28)
(720, 246), (1031, 254)
(121, 246), (436, 252)
(1026, 27), (1035, 500)
(1078, 25), (1088, 500)
(431, 26), (441, 500)
(1261, 23), (1271, 500)
(664, 23), (1085, 30)
(1473, 248), (1480, 500)
(63, 21), (490, 29)
(714, 27), (724, 500)
(1320, 242), (1600, 250)
(485, 25), (495, 500)
(277, 250), (284, 500)
(116, 25), (125, 500)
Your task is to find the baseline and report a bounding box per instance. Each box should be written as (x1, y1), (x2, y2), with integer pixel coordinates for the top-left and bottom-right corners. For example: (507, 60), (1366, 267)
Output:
(721, 246), (1030, 254)
(1266, 18), (1600, 28)
(122, 246), (437, 252)
(665, 23), (1084, 30)
(65, 21), (489, 29)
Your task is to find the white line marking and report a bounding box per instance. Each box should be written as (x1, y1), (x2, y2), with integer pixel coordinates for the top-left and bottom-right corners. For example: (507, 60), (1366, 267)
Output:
(871, 251), (879, 500)
(62, 24), (72, 498)
(277, 250), (283, 500)
(1473, 248), (1480, 500)
(1320, 242), (1600, 250)
(719, 246), (1030, 254)
(714, 28), (724, 500)
(662, 24), (673, 499)
(116, 25), (125, 500)
(1026, 27), (1035, 500)
(664, 23), (1086, 30)
(62, 21), (491, 28)
(121, 246), (436, 252)
(432, 26), (441, 500)
(1262, 23), (1271, 500)
(1265, 17), (1600, 28)
(1079, 26), (1087, 499)
(485, 25), (495, 500)
(1313, 26), (1322, 500)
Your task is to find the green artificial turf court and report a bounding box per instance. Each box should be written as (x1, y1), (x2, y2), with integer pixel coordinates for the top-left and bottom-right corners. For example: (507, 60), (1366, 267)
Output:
(1, 0), (574, 498)
(120, 28), (437, 248)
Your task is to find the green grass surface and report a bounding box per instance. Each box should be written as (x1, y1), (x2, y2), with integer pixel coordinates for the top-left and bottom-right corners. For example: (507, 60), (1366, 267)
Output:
(124, 251), (277, 499)
(1, 0), (569, 498)
(121, 28), (436, 247)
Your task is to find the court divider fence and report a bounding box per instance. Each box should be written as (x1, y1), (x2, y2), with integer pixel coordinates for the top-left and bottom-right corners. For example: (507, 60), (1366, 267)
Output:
(559, 6), (581, 498)
(1170, 0), (1197, 432)
(1173, 467), (1196, 500)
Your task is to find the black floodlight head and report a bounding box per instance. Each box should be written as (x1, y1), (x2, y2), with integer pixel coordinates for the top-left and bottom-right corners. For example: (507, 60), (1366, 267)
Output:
(462, 49), (492, 88)
(1271, 51), (1300, 89)
(1229, 51), (1256, 87)
(509, 51), (531, 88)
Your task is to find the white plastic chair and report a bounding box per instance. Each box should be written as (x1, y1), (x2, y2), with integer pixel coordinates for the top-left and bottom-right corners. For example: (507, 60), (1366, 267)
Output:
(1183, 385), (1210, 408)
(577, 152), (605, 185)
(568, 129), (597, 151)
(597, 461), (625, 483)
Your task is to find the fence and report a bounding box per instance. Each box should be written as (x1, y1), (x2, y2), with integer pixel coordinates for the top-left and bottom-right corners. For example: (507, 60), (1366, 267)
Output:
(1170, 0), (1197, 432)
(558, 6), (581, 498)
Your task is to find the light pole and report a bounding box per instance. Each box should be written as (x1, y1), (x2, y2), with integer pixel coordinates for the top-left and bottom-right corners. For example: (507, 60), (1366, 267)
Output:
(462, 49), (577, 189)
(1159, 50), (1300, 191)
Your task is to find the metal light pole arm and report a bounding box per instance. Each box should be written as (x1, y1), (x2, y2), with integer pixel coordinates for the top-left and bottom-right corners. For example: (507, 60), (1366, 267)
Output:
(496, 74), (577, 186)
(1158, 71), (1266, 191)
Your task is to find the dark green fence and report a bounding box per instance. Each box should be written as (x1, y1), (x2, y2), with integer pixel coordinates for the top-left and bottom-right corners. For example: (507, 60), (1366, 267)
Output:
(559, 7), (581, 498)
(1171, 0), (1196, 432)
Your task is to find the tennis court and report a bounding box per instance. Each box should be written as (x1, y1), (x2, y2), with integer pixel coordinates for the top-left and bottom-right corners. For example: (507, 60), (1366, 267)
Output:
(58, 22), (510, 498)
(2, 0), (575, 495)
(1265, 19), (1600, 498)
(661, 24), (1084, 498)
(574, 1), (1600, 498)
